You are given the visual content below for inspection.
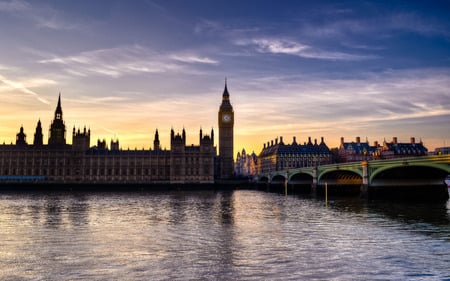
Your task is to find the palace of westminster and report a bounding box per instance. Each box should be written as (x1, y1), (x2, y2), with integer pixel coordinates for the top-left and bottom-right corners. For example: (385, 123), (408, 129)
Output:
(0, 83), (235, 184)
(0, 82), (429, 184)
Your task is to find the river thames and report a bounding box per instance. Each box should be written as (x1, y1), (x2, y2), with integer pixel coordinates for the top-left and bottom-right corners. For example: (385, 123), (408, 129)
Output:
(0, 190), (449, 280)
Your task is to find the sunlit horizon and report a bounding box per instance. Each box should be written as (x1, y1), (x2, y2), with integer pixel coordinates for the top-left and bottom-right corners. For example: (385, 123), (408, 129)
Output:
(1, 1), (449, 156)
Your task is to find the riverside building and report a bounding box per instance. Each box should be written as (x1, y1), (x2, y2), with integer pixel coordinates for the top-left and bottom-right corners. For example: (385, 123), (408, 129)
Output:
(257, 136), (332, 174)
(0, 84), (235, 184)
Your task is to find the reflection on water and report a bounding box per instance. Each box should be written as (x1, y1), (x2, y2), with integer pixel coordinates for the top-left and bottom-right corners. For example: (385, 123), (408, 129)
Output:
(0, 190), (449, 280)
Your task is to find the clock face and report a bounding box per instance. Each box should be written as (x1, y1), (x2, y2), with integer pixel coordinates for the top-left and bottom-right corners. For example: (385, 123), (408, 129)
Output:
(222, 114), (231, 122)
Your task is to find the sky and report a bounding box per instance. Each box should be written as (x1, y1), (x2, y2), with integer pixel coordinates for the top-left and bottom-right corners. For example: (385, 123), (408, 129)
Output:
(0, 0), (449, 156)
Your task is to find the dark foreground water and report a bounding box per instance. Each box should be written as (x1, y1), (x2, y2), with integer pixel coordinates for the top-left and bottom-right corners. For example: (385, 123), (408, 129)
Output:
(0, 190), (449, 281)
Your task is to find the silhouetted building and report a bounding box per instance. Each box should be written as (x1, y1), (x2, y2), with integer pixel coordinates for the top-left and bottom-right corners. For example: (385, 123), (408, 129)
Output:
(33, 120), (43, 146)
(257, 136), (332, 174)
(48, 93), (66, 147)
(16, 126), (27, 146)
(0, 93), (217, 184)
(218, 80), (234, 179)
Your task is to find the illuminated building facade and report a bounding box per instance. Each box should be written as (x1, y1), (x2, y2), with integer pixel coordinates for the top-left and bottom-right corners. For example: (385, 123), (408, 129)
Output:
(257, 136), (332, 174)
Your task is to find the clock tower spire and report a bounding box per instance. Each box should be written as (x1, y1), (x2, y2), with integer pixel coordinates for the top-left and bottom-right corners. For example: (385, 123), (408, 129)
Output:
(218, 79), (234, 179)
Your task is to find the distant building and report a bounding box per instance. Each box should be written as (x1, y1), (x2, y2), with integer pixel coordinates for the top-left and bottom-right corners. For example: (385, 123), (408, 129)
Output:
(257, 136), (332, 174)
(433, 147), (450, 155)
(338, 137), (378, 162)
(235, 149), (257, 177)
(0, 94), (218, 184)
(376, 137), (427, 159)
(339, 136), (427, 162)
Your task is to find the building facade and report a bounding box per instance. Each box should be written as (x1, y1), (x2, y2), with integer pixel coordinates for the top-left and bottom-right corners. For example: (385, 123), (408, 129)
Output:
(257, 136), (332, 174)
(235, 149), (257, 178)
(338, 137), (377, 162)
(0, 95), (216, 184)
(338, 136), (428, 162)
(375, 137), (427, 159)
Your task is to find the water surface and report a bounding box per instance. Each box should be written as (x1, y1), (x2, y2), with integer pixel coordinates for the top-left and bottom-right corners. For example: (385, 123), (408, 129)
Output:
(0, 190), (449, 280)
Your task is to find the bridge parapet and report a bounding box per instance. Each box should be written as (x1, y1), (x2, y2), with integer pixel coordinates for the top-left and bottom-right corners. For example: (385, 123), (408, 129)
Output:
(255, 155), (450, 200)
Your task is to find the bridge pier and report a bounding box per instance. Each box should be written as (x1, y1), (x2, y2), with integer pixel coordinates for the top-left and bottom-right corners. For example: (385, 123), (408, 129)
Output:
(311, 166), (318, 196)
(361, 161), (369, 199)
(257, 155), (450, 201)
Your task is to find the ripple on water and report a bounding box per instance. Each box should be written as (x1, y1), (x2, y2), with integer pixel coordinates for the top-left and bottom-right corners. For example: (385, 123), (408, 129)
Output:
(0, 190), (449, 280)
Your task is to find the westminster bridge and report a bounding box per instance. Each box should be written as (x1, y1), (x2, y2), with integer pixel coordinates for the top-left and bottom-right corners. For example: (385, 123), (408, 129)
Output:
(255, 155), (450, 200)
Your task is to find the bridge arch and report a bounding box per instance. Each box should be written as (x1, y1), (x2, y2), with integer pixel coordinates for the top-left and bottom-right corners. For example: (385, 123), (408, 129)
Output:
(318, 170), (363, 186)
(289, 172), (313, 183)
(271, 174), (286, 184)
(258, 176), (269, 183)
(370, 164), (449, 186)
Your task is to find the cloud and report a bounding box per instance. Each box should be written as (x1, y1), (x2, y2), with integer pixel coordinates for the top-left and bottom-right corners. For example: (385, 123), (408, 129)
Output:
(0, 74), (52, 104)
(39, 45), (180, 78)
(236, 68), (450, 126)
(0, 0), (29, 11)
(0, 0), (79, 30)
(39, 45), (219, 78)
(170, 54), (218, 64)
(237, 38), (377, 61)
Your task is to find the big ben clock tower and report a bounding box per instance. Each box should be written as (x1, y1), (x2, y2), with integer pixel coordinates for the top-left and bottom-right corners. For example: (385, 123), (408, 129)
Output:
(218, 80), (234, 179)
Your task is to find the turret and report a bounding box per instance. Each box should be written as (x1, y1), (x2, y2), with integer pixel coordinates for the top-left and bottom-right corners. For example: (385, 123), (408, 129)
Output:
(16, 126), (27, 146)
(154, 129), (160, 151)
(33, 119), (43, 146)
(72, 126), (90, 151)
(111, 139), (119, 150)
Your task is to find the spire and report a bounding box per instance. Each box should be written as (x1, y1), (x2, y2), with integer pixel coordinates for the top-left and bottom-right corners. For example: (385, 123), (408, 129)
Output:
(33, 119), (43, 146)
(223, 78), (229, 99)
(211, 128), (214, 145)
(220, 79), (233, 111)
(57, 92), (61, 108)
(48, 93), (66, 146)
(154, 129), (160, 150)
(55, 93), (63, 120)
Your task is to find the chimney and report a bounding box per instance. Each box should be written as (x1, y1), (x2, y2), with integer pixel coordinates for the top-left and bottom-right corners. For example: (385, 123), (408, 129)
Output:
(410, 137), (415, 144)
(356, 136), (360, 144)
(275, 138), (278, 145)
(314, 138), (317, 145)
(321, 137), (324, 144)
(393, 137), (397, 144)
(374, 141), (379, 147)
(293, 136), (297, 145)
(308, 137), (312, 144)
(271, 140), (274, 146)
(264, 143), (266, 149)
(280, 136), (283, 144)
(341, 137), (344, 145)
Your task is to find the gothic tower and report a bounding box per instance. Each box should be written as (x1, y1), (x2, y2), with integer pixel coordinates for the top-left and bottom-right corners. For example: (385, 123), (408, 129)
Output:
(218, 80), (234, 179)
(16, 126), (27, 146)
(33, 119), (43, 146)
(48, 93), (66, 146)
(154, 129), (161, 150)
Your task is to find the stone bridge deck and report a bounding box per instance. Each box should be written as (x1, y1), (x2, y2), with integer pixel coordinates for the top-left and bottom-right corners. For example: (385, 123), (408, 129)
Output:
(256, 155), (450, 200)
